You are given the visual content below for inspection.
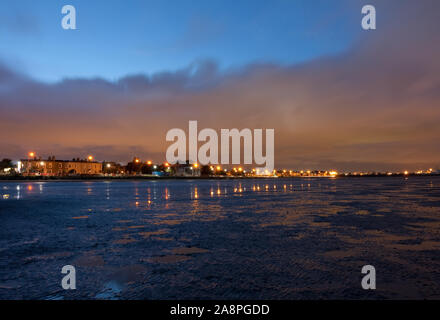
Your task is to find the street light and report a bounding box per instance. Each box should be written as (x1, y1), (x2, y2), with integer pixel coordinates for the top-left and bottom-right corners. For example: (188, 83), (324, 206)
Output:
(88, 155), (94, 161)
(28, 152), (35, 158)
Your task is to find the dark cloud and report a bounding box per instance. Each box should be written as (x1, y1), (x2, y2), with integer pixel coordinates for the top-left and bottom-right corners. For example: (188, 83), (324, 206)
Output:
(1, 0), (439, 171)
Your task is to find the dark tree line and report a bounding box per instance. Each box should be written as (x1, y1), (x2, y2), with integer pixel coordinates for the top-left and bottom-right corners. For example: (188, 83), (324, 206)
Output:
(0, 158), (16, 174)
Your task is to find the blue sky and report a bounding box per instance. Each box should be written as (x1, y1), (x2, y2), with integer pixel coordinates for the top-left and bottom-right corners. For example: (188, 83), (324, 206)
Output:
(0, 0), (360, 82)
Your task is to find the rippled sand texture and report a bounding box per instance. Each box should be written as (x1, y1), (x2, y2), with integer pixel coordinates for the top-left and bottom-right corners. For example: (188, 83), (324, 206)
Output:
(1, 177), (440, 299)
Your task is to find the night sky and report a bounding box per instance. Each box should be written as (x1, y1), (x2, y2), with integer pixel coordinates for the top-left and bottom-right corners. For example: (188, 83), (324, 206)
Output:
(0, 0), (439, 171)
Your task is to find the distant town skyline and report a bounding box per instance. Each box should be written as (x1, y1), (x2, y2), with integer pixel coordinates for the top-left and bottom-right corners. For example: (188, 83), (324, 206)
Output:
(7, 154), (438, 177)
(1, 0), (440, 172)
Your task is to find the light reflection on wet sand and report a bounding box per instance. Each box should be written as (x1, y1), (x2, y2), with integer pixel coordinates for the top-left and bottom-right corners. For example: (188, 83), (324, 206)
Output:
(0, 177), (440, 299)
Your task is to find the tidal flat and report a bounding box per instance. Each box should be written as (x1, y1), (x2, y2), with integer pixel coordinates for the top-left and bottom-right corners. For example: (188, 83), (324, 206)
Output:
(1, 177), (439, 299)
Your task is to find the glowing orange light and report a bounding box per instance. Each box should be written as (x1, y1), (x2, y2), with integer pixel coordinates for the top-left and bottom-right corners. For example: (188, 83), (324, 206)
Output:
(216, 166), (221, 171)
(135, 159), (140, 163)
(194, 187), (199, 199)
(88, 155), (93, 161)
(193, 163), (199, 168)
(147, 161), (152, 165)
(164, 162), (170, 167)
(28, 152), (35, 158)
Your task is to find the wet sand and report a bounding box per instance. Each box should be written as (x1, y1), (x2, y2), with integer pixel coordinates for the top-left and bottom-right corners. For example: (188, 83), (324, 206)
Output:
(1, 177), (440, 299)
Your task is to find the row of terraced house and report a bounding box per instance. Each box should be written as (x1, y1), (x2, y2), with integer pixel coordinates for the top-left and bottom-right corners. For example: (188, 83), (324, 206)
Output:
(18, 157), (102, 176)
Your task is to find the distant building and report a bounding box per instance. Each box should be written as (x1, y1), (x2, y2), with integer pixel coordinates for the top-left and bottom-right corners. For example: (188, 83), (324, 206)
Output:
(19, 157), (102, 176)
(172, 161), (201, 177)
